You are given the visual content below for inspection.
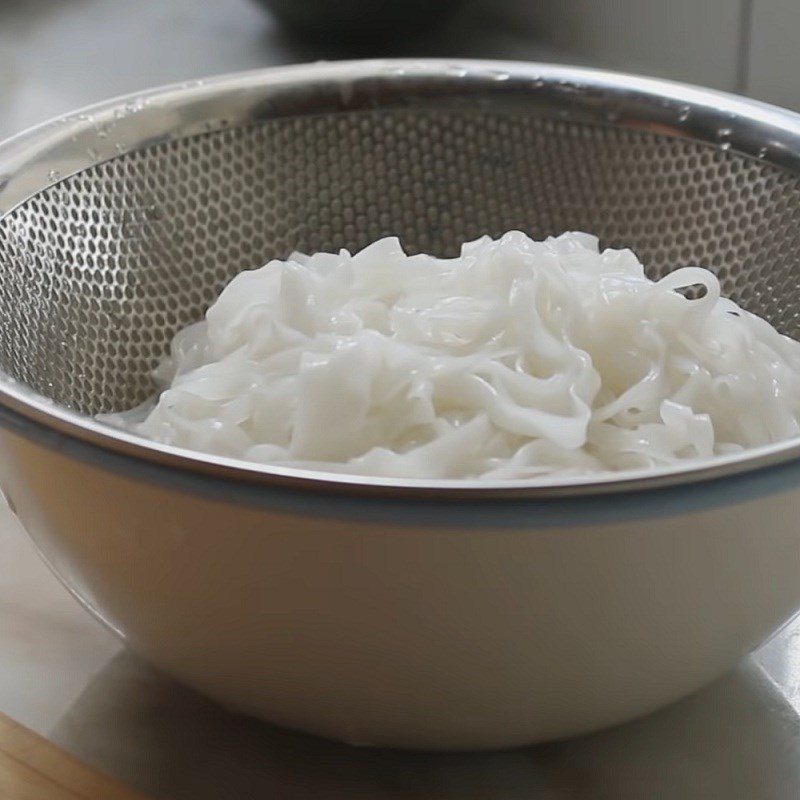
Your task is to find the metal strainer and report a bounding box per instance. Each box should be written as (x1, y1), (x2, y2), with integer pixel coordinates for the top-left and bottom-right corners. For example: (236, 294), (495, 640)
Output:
(2, 61), (800, 495)
(2, 61), (800, 422)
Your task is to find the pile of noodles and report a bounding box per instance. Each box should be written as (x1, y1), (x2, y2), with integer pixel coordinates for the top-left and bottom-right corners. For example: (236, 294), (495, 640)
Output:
(102, 231), (800, 479)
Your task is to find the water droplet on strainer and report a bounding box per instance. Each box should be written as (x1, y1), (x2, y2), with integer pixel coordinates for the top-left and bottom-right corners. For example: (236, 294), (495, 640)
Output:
(558, 80), (582, 93)
(757, 146), (769, 159)
(47, 169), (60, 183)
(678, 105), (691, 122)
(446, 64), (468, 78)
(530, 77), (545, 89)
(489, 70), (510, 81)
(717, 128), (733, 150)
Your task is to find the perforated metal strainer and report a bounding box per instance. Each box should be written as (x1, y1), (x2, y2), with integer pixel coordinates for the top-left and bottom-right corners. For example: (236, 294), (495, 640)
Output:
(2, 59), (800, 495)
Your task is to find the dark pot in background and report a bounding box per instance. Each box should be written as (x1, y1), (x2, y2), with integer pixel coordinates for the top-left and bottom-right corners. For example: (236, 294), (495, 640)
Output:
(254, 0), (465, 48)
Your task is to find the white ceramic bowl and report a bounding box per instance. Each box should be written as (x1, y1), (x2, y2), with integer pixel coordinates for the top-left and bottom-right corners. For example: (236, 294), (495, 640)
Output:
(1, 60), (800, 750)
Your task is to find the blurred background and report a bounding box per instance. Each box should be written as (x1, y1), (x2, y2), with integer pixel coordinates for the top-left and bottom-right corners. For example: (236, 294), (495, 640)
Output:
(1, 0), (797, 142)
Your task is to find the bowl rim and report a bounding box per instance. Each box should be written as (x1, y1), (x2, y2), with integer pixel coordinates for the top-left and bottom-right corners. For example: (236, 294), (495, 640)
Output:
(3, 57), (800, 502)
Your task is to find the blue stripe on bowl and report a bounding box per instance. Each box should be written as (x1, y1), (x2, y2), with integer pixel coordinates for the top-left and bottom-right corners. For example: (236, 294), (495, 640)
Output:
(0, 401), (798, 530)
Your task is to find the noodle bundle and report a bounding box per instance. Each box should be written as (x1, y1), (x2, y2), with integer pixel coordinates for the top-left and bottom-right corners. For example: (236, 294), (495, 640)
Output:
(102, 232), (800, 479)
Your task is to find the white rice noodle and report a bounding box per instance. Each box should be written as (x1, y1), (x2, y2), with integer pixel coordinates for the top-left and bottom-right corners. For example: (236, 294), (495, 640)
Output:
(101, 232), (800, 479)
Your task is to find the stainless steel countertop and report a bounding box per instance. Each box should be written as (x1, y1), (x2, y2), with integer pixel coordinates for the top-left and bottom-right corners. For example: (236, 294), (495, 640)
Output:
(1, 1), (799, 797)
